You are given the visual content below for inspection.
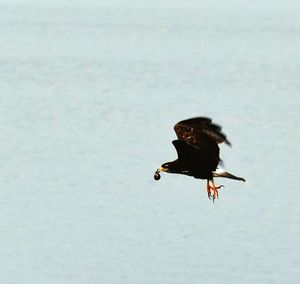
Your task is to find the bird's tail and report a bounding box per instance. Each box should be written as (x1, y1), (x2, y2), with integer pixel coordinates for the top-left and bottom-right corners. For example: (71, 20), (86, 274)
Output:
(213, 168), (246, 182)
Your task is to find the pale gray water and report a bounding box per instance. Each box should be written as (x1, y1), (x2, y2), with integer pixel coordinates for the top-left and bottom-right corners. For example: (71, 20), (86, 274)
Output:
(0, 1), (299, 283)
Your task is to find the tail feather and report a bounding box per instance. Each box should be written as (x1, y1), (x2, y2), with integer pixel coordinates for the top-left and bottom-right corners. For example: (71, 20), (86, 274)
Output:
(213, 169), (246, 182)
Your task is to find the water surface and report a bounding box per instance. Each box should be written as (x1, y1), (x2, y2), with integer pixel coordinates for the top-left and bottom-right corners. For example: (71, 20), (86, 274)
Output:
(0, 1), (299, 283)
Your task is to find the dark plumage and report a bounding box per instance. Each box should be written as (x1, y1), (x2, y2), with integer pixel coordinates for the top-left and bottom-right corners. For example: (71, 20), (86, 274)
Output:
(154, 117), (245, 201)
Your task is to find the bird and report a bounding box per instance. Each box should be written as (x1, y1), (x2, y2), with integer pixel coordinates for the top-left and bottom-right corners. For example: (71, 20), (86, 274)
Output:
(154, 117), (246, 201)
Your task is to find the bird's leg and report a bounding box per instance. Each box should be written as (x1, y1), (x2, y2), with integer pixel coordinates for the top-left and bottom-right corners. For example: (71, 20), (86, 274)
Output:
(206, 180), (212, 199)
(208, 179), (224, 201)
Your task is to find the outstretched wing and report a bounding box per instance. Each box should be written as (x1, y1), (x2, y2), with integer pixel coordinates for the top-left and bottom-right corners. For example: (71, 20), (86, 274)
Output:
(174, 117), (231, 147)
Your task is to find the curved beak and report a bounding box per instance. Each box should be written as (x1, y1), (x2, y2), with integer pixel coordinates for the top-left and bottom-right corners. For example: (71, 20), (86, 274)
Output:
(158, 167), (167, 172)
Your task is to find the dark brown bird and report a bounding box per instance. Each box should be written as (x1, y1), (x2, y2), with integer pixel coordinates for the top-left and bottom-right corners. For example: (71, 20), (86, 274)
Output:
(154, 117), (245, 201)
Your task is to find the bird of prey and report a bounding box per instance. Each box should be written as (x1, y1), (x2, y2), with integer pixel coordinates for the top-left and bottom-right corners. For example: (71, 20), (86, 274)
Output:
(154, 117), (245, 201)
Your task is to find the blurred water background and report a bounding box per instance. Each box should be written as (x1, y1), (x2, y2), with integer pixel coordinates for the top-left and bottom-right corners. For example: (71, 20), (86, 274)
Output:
(0, 0), (299, 283)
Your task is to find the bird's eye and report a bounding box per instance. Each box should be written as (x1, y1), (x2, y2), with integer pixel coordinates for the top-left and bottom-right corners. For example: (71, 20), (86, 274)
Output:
(162, 163), (169, 168)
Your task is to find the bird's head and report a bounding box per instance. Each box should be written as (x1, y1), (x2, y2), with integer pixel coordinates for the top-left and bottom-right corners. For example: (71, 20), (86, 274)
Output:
(160, 162), (171, 172)
(154, 163), (172, 180)
(154, 161), (181, 180)
(159, 162), (180, 173)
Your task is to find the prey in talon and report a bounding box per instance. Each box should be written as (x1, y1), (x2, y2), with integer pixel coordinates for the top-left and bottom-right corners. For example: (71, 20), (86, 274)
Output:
(154, 117), (246, 201)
